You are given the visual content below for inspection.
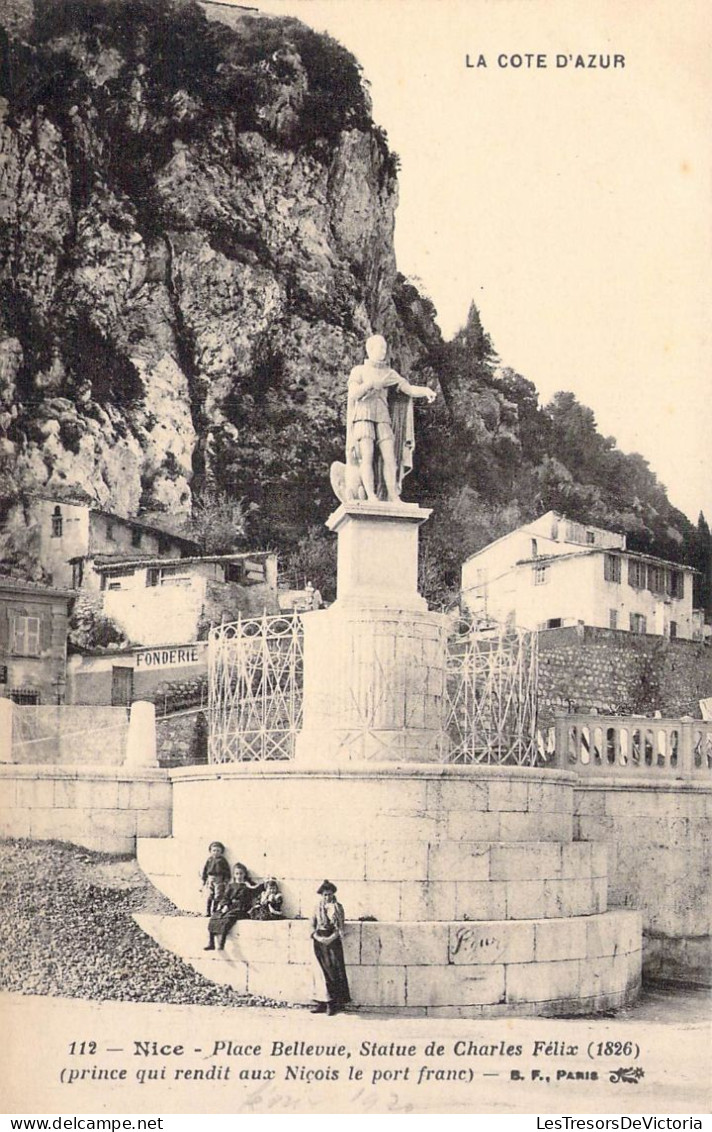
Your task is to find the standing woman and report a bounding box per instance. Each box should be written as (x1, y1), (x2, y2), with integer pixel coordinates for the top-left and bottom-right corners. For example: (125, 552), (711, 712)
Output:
(310, 880), (351, 1015)
(205, 862), (262, 951)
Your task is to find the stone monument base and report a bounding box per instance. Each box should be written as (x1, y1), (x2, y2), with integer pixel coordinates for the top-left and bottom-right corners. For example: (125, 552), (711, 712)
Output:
(136, 763), (642, 1016)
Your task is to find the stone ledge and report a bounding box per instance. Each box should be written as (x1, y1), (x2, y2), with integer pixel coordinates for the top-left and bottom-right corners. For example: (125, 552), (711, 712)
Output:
(167, 763), (579, 786)
(0, 765), (170, 782)
(575, 777), (712, 795)
(133, 911), (641, 1014)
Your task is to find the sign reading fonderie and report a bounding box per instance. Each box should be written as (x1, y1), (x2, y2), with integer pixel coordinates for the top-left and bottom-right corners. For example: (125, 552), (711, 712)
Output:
(134, 645), (201, 670)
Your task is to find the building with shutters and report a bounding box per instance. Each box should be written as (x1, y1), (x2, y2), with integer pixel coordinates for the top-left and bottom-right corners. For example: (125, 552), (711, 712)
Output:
(461, 511), (700, 640)
(0, 579), (74, 704)
(29, 494), (198, 591)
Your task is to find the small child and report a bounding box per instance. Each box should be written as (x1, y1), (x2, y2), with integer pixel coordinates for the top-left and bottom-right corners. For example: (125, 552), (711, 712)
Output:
(200, 841), (231, 916)
(249, 876), (284, 920)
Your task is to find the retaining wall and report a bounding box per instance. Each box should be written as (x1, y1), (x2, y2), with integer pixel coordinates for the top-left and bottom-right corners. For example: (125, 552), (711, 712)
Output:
(573, 779), (711, 985)
(0, 765), (171, 854)
(538, 626), (712, 725)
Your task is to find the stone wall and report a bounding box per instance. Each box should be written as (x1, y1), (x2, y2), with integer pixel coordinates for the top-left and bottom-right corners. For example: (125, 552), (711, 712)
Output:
(574, 779), (711, 986)
(9, 703), (129, 765)
(0, 765), (172, 854)
(156, 710), (208, 769)
(538, 625), (712, 727)
(137, 910), (642, 1016)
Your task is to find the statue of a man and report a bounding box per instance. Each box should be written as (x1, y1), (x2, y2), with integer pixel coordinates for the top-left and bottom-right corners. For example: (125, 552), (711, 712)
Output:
(331, 335), (436, 503)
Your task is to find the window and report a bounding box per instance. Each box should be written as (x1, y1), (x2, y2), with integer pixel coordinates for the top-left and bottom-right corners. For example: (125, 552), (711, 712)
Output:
(71, 560), (84, 589)
(131, 527), (142, 548)
(647, 565), (666, 594)
(154, 565), (191, 587)
(609, 610), (618, 629)
(586, 530), (596, 545)
(531, 538), (538, 558)
(533, 564), (548, 585)
(630, 613), (647, 634)
(604, 554), (621, 583)
(670, 571), (684, 599)
(101, 567), (134, 591)
(10, 687), (40, 704)
(669, 621), (678, 639)
(12, 615), (41, 656)
(545, 617), (562, 628)
(106, 521), (115, 541)
(628, 560), (647, 589)
(51, 506), (63, 538)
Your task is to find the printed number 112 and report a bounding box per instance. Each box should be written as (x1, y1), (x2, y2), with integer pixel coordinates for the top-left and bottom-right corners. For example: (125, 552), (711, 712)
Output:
(69, 1041), (97, 1055)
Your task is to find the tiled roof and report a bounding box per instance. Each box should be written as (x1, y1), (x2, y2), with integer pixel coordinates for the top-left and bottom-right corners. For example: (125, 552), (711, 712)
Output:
(516, 548), (697, 571)
(0, 575), (74, 598)
(93, 551), (274, 572)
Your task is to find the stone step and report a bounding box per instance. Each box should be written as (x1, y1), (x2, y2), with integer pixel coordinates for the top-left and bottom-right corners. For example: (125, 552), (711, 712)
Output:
(168, 766), (576, 845)
(134, 911), (641, 1016)
(139, 836), (607, 921)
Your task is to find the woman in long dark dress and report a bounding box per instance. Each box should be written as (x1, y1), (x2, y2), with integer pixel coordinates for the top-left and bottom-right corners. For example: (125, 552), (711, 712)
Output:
(204, 862), (262, 950)
(310, 880), (351, 1015)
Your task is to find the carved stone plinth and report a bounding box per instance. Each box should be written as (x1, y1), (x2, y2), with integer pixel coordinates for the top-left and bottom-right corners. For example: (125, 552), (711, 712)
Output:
(327, 501), (431, 612)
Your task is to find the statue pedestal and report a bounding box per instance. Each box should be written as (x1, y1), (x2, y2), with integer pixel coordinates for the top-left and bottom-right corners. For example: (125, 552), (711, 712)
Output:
(327, 501), (431, 613)
(295, 500), (449, 764)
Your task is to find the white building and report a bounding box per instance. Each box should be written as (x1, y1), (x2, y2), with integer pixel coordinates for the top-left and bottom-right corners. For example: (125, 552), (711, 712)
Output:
(95, 552), (279, 645)
(30, 494), (198, 590)
(461, 511), (700, 640)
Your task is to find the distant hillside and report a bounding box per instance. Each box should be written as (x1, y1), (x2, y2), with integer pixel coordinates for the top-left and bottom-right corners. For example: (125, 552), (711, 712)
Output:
(0, 0), (709, 609)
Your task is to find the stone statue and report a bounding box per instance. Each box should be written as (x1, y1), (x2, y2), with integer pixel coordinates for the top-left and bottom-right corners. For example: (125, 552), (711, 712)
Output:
(330, 335), (436, 504)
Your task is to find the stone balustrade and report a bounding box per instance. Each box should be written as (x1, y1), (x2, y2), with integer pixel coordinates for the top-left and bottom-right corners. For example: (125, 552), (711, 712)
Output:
(552, 713), (712, 780)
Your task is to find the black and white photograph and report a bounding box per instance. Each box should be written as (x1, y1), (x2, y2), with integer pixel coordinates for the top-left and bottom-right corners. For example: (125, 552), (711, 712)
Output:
(0, 0), (710, 1117)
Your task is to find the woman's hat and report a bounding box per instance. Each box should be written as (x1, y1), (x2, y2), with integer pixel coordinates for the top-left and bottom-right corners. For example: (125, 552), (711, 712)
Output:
(209, 841), (225, 852)
(317, 880), (337, 895)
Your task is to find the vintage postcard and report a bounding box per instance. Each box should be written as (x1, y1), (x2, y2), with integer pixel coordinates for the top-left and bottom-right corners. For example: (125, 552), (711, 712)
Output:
(0, 0), (710, 1118)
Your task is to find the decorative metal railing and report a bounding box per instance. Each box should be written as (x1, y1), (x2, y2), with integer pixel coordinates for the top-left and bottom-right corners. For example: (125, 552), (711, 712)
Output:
(208, 613), (304, 763)
(552, 714), (712, 779)
(444, 622), (540, 765)
(207, 611), (541, 765)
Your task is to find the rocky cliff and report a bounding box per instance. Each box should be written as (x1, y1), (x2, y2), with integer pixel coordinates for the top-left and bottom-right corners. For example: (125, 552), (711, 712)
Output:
(0, 0), (438, 538)
(1, 0), (707, 606)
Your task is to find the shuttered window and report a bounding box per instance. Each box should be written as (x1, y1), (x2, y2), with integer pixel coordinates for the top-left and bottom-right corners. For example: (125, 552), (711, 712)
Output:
(12, 615), (41, 656)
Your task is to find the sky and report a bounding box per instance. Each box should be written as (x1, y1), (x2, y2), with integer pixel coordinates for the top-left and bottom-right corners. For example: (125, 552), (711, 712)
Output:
(217, 0), (710, 524)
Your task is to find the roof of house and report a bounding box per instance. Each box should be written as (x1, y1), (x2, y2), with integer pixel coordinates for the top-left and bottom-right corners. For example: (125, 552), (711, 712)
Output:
(90, 508), (199, 547)
(92, 551), (274, 573)
(515, 548), (697, 572)
(0, 575), (75, 599)
(30, 491), (199, 549)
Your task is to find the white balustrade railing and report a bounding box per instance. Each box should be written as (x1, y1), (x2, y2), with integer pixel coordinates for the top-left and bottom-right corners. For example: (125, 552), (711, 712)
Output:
(552, 714), (712, 780)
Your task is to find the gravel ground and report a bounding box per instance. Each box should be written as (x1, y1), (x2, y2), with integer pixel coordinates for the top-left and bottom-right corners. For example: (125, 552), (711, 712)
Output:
(0, 839), (301, 1009)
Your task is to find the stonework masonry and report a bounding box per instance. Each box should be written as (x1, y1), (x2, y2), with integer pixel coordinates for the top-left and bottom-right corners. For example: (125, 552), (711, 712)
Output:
(0, 765), (172, 854)
(538, 625), (712, 727)
(573, 779), (711, 986)
(156, 710), (207, 769)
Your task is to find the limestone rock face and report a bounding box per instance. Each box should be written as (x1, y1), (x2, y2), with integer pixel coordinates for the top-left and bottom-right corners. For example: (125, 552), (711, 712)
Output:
(0, 0), (438, 533)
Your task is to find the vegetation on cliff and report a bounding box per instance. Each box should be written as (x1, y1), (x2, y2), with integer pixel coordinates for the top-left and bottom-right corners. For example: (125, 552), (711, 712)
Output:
(0, 0), (709, 613)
